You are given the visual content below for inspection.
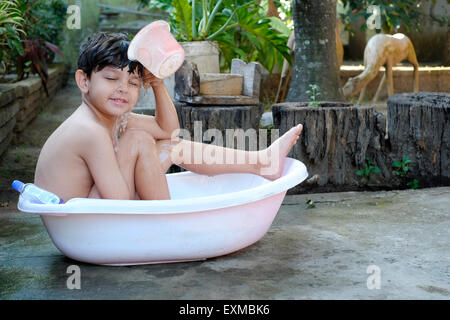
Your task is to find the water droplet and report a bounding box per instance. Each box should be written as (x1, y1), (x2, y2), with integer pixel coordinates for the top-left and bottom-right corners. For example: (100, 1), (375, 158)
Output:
(112, 112), (129, 153)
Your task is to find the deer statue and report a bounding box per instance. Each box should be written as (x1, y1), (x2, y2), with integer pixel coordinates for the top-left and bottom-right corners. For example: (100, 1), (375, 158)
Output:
(276, 17), (344, 103)
(342, 33), (419, 104)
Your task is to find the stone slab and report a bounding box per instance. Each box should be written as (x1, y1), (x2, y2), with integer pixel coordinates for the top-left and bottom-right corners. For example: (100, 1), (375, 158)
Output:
(0, 116), (16, 139)
(0, 102), (20, 128)
(16, 91), (42, 122)
(0, 130), (13, 157)
(199, 73), (243, 96)
(175, 93), (259, 105)
(230, 59), (264, 98)
(14, 106), (42, 133)
(0, 87), (16, 108)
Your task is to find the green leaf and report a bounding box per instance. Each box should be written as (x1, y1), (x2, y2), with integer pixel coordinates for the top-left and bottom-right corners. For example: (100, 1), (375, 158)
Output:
(232, 46), (247, 58)
(245, 31), (261, 50)
(222, 8), (232, 16)
(236, 10), (290, 72)
(407, 179), (419, 190)
(269, 17), (291, 38)
(172, 0), (192, 41)
(392, 161), (402, 168)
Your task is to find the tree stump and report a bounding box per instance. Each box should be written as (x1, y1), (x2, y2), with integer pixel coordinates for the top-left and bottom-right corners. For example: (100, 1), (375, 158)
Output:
(175, 102), (264, 151)
(272, 102), (388, 193)
(387, 92), (450, 186)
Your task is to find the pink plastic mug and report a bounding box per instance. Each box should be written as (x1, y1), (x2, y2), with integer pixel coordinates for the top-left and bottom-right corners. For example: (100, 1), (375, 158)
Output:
(127, 20), (185, 79)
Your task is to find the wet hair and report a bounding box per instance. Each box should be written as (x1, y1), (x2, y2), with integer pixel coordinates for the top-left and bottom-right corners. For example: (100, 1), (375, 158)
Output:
(77, 31), (144, 79)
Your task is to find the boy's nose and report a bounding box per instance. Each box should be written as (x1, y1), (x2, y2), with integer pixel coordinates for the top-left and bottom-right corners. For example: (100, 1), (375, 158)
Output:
(117, 81), (129, 92)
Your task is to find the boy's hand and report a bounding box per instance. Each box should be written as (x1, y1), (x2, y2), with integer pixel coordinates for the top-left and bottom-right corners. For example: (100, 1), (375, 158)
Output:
(142, 69), (164, 89)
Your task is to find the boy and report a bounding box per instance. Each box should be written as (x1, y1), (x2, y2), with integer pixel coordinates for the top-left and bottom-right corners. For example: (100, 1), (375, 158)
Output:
(34, 32), (303, 202)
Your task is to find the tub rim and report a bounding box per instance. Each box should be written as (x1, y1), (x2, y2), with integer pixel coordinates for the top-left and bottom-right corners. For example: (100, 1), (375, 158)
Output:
(18, 158), (307, 215)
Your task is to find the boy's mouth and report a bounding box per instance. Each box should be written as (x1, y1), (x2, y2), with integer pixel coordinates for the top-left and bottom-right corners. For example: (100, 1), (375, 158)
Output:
(110, 98), (128, 105)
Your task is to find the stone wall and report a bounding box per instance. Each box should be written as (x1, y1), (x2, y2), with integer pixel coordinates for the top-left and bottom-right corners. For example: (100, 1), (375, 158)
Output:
(340, 66), (450, 101)
(261, 67), (449, 104)
(0, 64), (69, 157)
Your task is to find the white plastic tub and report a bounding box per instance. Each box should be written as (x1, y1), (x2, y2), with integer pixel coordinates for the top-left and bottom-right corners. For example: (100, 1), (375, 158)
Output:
(18, 158), (308, 266)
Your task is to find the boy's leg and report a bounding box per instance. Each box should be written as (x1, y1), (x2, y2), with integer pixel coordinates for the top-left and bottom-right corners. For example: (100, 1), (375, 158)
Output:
(154, 124), (303, 180)
(88, 128), (170, 200)
(88, 124), (302, 200)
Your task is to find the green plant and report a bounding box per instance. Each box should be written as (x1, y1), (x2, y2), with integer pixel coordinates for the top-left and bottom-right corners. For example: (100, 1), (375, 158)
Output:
(306, 84), (321, 107)
(1, 0), (66, 96)
(392, 155), (420, 189)
(18, 39), (63, 95)
(17, 0), (67, 44)
(0, 0), (26, 76)
(392, 155), (412, 178)
(356, 157), (381, 182)
(339, 0), (438, 34)
(407, 179), (419, 190)
(136, 0), (291, 73)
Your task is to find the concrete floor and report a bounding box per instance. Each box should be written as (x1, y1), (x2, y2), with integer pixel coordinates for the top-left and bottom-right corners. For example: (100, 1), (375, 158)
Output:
(0, 187), (449, 299)
(0, 78), (449, 300)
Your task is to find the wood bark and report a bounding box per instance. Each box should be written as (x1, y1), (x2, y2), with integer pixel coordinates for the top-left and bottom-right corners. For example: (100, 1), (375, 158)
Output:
(273, 102), (387, 193)
(175, 102), (264, 151)
(387, 92), (450, 186)
(267, 0), (280, 18)
(272, 92), (450, 193)
(286, 0), (343, 102)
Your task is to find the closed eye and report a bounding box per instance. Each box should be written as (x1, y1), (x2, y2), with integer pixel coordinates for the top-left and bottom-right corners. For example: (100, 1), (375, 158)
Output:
(105, 76), (138, 87)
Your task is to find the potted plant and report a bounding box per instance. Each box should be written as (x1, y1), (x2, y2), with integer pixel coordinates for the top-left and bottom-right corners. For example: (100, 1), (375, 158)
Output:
(135, 0), (292, 74)
(0, 0), (66, 96)
(0, 0), (26, 80)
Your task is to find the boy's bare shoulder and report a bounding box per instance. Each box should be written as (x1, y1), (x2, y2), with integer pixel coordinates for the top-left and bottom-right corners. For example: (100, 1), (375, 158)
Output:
(76, 120), (111, 149)
(76, 117), (109, 137)
(59, 108), (112, 152)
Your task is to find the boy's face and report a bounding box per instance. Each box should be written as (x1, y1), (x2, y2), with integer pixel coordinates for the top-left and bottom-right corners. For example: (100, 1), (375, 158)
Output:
(78, 65), (141, 117)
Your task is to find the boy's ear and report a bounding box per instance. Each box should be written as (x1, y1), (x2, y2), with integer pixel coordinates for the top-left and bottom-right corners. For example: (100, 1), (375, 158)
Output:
(75, 69), (90, 94)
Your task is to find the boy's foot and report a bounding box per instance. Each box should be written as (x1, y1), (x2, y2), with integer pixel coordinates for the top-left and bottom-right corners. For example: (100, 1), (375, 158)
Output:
(258, 124), (303, 180)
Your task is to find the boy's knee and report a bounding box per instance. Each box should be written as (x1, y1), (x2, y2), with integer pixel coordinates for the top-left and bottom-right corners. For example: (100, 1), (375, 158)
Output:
(118, 129), (157, 157)
(138, 131), (156, 146)
(157, 138), (173, 147)
(125, 129), (156, 145)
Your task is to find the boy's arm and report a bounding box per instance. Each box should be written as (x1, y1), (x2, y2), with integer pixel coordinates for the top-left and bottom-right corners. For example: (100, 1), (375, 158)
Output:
(153, 81), (180, 137)
(81, 126), (133, 200)
(127, 80), (180, 140)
